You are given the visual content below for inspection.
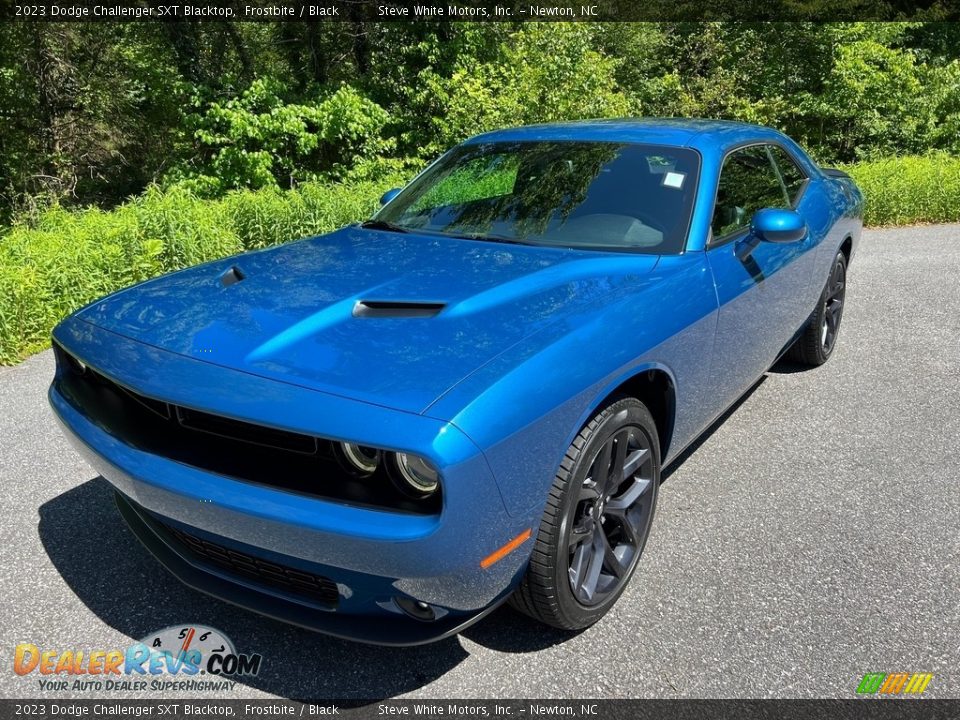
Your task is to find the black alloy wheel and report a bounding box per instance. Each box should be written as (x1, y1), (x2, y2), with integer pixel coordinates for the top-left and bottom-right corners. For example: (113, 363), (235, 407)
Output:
(789, 251), (848, 366)
(821, 254), (846, 355)
(511, 397), (661, 630)
(567, 425), (656, 606)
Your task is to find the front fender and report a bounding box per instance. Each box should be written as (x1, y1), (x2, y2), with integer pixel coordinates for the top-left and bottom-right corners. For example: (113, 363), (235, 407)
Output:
(429, 252), (718, 517)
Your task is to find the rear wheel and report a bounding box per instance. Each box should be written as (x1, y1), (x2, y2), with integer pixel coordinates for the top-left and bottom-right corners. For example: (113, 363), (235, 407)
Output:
(510, 397), (660, 630)
(789, 251), (847, 366)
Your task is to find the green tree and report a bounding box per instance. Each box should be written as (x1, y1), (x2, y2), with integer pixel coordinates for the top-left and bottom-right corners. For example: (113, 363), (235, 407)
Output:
(429, 24), (632, 152)
(171, 79), (392, 194)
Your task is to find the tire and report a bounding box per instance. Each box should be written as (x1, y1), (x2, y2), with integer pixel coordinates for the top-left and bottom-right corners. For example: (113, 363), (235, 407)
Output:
(789, 251), (847, 367)
(510, 397), (660, 630)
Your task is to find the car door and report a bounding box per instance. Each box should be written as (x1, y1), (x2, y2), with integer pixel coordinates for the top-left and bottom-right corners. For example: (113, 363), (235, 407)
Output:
(705, 143), (818, 407)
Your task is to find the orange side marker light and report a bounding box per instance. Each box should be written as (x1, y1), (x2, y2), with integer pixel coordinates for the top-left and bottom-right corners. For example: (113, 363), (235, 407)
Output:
(480, 529), (532, 569)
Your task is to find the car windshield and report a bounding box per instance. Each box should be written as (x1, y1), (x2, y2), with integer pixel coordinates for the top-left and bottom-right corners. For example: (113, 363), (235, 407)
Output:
(372, 141), (700, 254)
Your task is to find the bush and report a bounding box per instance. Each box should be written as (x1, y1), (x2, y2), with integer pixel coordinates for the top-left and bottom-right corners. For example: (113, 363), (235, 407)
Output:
(427, 24), (633, 153)
(844, 153), (960, 226)
(2, 154), (959, 365)
(0, 176), (403, 364)
(171, 80), (394, 194)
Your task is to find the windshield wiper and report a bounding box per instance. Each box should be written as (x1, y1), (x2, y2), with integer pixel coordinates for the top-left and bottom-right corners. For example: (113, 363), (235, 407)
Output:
(362, 222), (531, 246)
(446, 232), (533, 246)
(360, 219), (410, 234)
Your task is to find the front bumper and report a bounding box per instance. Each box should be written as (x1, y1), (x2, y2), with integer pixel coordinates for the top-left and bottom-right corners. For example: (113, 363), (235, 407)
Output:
(49, 319), (534, 645)
(112, 490), (509, 645)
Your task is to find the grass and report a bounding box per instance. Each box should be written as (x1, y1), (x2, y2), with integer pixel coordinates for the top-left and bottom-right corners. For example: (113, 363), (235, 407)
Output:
(0, 178), (401, 364)
(843, 153), (960, 227)
(1, 153), (959, 364)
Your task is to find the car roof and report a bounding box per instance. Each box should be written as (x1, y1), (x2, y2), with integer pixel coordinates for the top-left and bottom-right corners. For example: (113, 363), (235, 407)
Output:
(464, 118), (788, 152)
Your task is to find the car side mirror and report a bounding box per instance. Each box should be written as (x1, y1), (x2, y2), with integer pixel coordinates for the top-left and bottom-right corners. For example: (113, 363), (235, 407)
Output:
(379, 188), (402, 206)
(751, 208), (807, 243)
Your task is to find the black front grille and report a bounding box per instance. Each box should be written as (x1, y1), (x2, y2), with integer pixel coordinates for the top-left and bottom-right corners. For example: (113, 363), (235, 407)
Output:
(163, 523), (340, 608)
(52, 342), (441, 515)
(174, 405), (319, 455)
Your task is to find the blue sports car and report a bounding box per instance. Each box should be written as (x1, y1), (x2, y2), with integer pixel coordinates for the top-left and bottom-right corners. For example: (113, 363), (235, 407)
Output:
(50, 119), (862, 644)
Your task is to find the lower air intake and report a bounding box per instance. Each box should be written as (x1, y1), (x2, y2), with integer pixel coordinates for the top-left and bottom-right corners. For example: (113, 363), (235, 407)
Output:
(163, 523), (340, 609)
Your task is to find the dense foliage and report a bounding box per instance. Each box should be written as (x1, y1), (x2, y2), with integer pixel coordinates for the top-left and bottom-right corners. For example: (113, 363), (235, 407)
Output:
(2, 22), (959, 220)
(844, 153), (960, 226)
(0, 176), (402, 364)
(1, 21), (959, 364)
(1, 153), (956, 364)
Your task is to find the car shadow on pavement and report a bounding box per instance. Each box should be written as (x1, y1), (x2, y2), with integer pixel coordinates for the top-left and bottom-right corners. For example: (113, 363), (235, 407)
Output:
(767, 356), (817, 375)
(661, 375), (767, 483)
(461, 606), (581, 652)
(37, 372), (774, 697)
(465, 379), (773, 650)
(37, 477), (481, 700)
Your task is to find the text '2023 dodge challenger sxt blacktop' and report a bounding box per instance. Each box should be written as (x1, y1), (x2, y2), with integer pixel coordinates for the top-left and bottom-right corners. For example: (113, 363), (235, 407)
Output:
(50, 119), (862, 645)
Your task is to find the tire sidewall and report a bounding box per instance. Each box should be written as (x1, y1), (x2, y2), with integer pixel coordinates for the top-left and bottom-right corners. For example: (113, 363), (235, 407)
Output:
(816, 251), (847, 363)
(552, 398), (661, 626)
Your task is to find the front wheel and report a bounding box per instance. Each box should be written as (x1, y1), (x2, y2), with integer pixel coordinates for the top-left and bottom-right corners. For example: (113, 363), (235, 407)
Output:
(510, 397), (660, 630)
(789, 251), (847, 366)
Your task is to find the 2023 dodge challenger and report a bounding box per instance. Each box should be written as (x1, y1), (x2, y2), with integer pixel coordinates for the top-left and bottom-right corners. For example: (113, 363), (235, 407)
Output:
(50, 119), (862, 645)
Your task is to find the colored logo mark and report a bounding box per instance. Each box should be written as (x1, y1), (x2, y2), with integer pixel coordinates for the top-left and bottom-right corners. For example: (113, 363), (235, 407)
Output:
(856, 673), (933, 695)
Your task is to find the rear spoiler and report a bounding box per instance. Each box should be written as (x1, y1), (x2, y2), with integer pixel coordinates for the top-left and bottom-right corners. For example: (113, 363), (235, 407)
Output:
(821, 167), (851, 179)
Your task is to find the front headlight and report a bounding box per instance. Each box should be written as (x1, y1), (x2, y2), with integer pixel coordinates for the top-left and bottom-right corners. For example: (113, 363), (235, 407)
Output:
(335, 442), (381, 477)
(391, 452), (440, 496)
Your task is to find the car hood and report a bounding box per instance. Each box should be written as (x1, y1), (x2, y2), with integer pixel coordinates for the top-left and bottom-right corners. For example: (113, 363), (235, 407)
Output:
(78, 227), (660, 414)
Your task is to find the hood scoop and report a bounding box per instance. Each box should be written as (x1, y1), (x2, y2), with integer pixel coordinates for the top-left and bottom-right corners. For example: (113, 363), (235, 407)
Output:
(352, 300), (446, 318)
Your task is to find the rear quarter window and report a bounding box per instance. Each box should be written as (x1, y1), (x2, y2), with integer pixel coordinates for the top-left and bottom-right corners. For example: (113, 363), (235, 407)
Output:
(711, 145), (788, 240)
(768, 145), (809, 205)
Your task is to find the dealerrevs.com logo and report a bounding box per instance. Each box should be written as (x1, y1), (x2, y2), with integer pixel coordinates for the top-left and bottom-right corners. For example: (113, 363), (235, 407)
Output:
(13, 625), (262, 693)
(856, 673), (934, 696)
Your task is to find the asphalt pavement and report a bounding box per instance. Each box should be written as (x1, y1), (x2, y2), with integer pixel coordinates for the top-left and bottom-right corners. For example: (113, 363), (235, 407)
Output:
(1, 225), (958, 700)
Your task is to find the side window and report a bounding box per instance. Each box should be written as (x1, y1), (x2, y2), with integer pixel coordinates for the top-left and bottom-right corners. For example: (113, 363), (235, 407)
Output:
(711, 145), (789, 240)
(768, 146), (808, 205)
